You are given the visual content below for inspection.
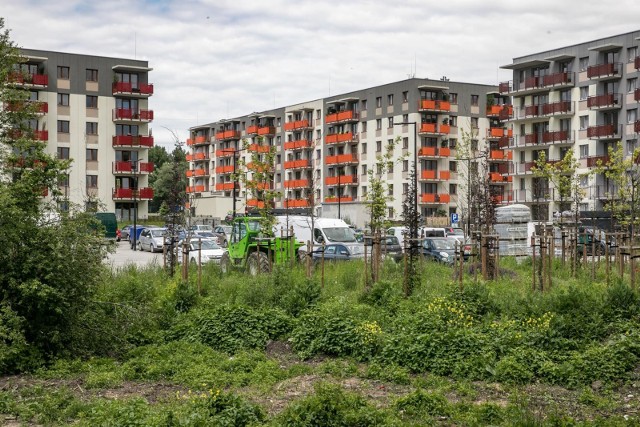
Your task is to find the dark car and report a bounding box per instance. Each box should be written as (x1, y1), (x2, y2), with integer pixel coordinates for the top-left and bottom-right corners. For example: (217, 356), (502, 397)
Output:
(421, 237), (458, 264)
(312, 243), (364, 263)
(120, 225), (132, 240)
(363, 235), (403, 262)
(577, 227), (607, 256)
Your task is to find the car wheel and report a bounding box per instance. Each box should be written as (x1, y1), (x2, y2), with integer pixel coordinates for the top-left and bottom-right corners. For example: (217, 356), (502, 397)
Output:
(222, 239), (228, 248)
(137, 241), (142, 251)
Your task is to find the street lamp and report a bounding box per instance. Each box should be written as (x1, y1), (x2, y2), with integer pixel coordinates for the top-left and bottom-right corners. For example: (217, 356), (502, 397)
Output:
(131, 159), (138, 251)
(395, 121), (418, 251)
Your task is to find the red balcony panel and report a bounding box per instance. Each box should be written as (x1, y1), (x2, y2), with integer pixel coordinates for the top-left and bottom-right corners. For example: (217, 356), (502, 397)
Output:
(325, 175), (357, 185)
(587, 62), (621, 79)
(284, 122), (296, 131)
(586, 155), (609, 168)
(248, 143), (271, 153)
(215, 165), (234, 174)
(636, 56), (640, 70)
(112, 82), (154, 95)
(284, 199), (310, 208)
(111, 135), (154, 148)
(499, 105), (513, 120)
(542, 72), (572, 87)
(524, 76), (540, 90)
(258, 126), (275, 135)
(635, 120), (640, 133)
(587, 124), (617, 138)
(113, 161), (133, 173)
(246, 125), (259, 134)
(499, 82), (511, 93)
(215, 182), (236, 191)
(438, 147), (451, 157)
(542, 130), (569, 144)
(284, 159), (310, 169)
(524, 133), (540, 145)
(215, 148), (236, 158)
(284, 179), (310, 188)
(34, 130), (48, 141)
(337, 110), (358, 121)
(419, 99), (451, 111)
(541, 101), (572, 115)
(440, 170), (451, 180)
(113, 108), (154, 122)
(418, 146), (437, 157)
(325, 132), (356, 144)
(587, 93), (620, 108)
(112, 187), (154, 200)
(193, 152), (209, 160)
(284, 139), (312, 150)
(325, 153), (358, 165)
(421, 170), (437, 180)
(325, 113), (338, 124)
(525, 105), (540, 117)
(324, 196), (353, 203)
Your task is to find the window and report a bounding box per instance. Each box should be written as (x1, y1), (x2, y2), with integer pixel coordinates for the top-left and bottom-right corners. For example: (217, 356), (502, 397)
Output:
(58, 174), (69, 187)
(316, 109), (321, 119)
(376, 97), (382, 108)
(470, 117), (479, 128)
(86, 95), (98, 108)
(579, 115), (589, 130)
(361, 143), (367, 153)
(86, 122), (98, 135)
(57, 120), (70, 133)
(387, 161), (394, 173)
(388, 117), (394, 128)
(580, 175), (589, 187)
(86, 148), (98, 161)
(628, 46), (638, 62)
(403, 183), (408, 194)
(449, 93), (458, 104)
(361, 121), (367, 132)
(388, 94), (394, 105)
(627, 109), (637, 124)
(449, 161), (457, 172)
(86, 175), (98, 188)
(403, 159), (408, 171)
(388, 184), (393, 196)
(57, 147), (70, 159)
(376, 141), (382, 152)
(580, 86), (589, 100)
(449, 138), (457, 149)
(402, 91), (408, 102)
(471, 95), (479, 106)
(403, 137), (409, 149)
(361, 186), (367, 196)
(57, 93), (69, 106)
(376, 119), (382, 130)
(471, 140), (478, 151)
(388, 207), (394, 218)
(57, 66), (69, 79)
(86, 69), (98, 82)
(361, 99), (367, 110)
(579, 57), (589, 71)
(449, 184), (457, 195)
(449, 116), (457, 127)
(627, 78), (637, 93)
(579, 144), (589, 158)
(361, 164), (367, 175)
(276, 154), (281, 164)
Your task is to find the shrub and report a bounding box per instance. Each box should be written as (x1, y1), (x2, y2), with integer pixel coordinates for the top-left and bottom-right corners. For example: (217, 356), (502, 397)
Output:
(0, 303), (41, 373)
(394, 389), (451, 419)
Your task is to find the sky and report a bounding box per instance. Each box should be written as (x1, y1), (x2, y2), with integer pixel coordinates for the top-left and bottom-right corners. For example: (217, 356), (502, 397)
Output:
(3, 0), (640, 149)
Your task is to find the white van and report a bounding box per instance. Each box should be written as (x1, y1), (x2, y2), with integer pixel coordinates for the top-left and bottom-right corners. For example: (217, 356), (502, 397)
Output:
(387, 226), (446, 251)
(274, 215), (363, 257)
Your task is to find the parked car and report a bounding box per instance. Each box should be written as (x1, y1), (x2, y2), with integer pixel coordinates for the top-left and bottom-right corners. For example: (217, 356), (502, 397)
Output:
(138, 227), (167, 252)
(213, 225), (232, 247)
(178, 238), (226, 265)
(120, 225), (132, 241)
(444, 227), (465, 241)
(193, 231), (218, 242)
(128, 225), (146, 249)
(421, 237), (458, 264)
(312, 243), (364, 263)
(190, 224), (213, 233)
(577, 227), (607, 256)
(363, 235), (403, 262)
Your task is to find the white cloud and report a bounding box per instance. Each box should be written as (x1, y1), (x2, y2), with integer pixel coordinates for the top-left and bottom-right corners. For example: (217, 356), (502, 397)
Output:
(4, 0), (640, 148)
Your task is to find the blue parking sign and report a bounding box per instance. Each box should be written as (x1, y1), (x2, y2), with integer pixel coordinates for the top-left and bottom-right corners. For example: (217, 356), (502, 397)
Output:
(451, 213), (459, 223)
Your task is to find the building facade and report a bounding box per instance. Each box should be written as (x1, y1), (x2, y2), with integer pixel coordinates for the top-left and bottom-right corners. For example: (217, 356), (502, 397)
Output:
(500, 30), (640, 220)
(15, 49), (154, 220)
(186, 78), (511, 228)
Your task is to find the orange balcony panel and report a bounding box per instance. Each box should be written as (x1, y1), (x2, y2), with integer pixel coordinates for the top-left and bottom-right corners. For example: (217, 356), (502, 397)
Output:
(258, 126), (275, 135)
(489, 128), (506, 138)
(186, 170), (194, 177)
(439, 194), (450, 203)
(489, 150), (505, 160)
(295, 119), (310, 128)
(325, 196), (353, 203)
(194, 135), (208, 144)
(325, 153), (358, 165)
(419, 123), (437, 133)
(186, 139), (194, 146)
(284, 179), (310, 188)
(247, 199), (266, 208)
(325, 113), (339, 124)
(325, 175), (357, 185)
(440, 124), (451, 134)
(421, 170), (437, 180)
(489, 172), (504, 182)
(284, 122), (296, 131)
(337, 110), (358, 121)
(215, 149), (236, 158)
(216, 130), (241, 140)
(192, 185), (206, 193)
(186, 154), (193, 161)
(419, 99), (451, 111)
(418, 146), (437, 157)
(325, 132), (355, 144)
(439, 147), (451, 157)
(284, 199), (310, 208)
(193, 152), (209, 160)
(215, 182), (236, 191)
(421, 193), (437, 203)
(248, 143), (271, 153)
(246, 162), (273, 172)
(284, 159), (310, 169)
(439, 170), (451, 180)
(194, 169), (208, 176)
(215, 165), (234, 174)
(284, 139), (312, 150)
(246, 125), (259, 134)
(486, 105), (503, 116)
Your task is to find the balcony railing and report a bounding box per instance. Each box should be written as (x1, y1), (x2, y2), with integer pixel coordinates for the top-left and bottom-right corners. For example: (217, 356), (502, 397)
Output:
(587, 124), (619, 139)
(487, 128), (513, 139)
(248, 143), (271, 153)
(258, 126), (276, 135)
(488, 150), (513, 161)
(112, 187), (154, 200)
(420, 170), (450, 180)
(215, 182), (236, 191)
(586, 155), (609, 168)
(587, 62), (621, 79)
(635, 88), (640, 102)
(486, 105), (513, 119)
(326, 111), (359, 124)
(325, 153), (358, 165)
(186, 169), (209, 177)
(284, 179), (309, 189)
(284, 119), (311, 131)
(112, 135), (154, 148)
(191, 152), (210, 161)
(636, 56), (640, 70)
(635, 120), (640, 133)
(284, 139), (313, 150)
(324, 196), (353, 203)
(215, 130), (241, 140)
(418, 123), (449, 135)
(418, 146), (450, 157)
(215, 148), (236, 158)
(284, 159), (311, 169)
(112, 82), (154, 96)
(284, 199), (310, 208)
(112, 161), (154, 174)
(420, 193), (450, 204)
(418, 99), (451, 112)
(499, 81), (511, 93)
(325, 132), (357, 144)
(541, 72), (573, 88)
(325, 175), (357, 186)
(587, 93), (621, 109)
(187, 135), (209, 145)
(489, 172), (511, 183)
(541, 101), (572, 116)
(215, 165), (234, 174)
(186, 185), (207, 194)
(8, 72), (48, 87)
(3, 100), (48, 114)
(112, 108), (154, 122)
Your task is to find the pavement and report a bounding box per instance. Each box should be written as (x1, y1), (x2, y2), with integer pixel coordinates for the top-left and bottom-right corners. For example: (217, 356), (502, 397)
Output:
(105, 240), (164, 270)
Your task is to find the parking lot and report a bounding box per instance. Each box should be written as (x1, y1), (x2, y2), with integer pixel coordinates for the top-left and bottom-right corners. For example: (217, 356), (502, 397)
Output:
(105, 240), (164, 269)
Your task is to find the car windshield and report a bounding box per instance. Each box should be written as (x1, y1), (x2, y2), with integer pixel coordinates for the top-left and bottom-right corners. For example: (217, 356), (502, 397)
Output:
(431, 239), (455, 250)
(198, 225), (213, 231)
(383, 236), (399, 245)
(150, 229), (166, 237)
(323, 227), (357, 242)
(220, 226), (232, 233)
(193, 240), (220, 250)
(449, 229), (464, 236)
(197, 231), (215, 237)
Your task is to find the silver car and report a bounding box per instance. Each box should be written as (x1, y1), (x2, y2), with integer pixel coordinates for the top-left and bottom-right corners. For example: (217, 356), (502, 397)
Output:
(138, 227), (167, 252)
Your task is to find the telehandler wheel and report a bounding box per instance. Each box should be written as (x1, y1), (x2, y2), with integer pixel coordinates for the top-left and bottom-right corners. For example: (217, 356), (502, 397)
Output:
(220, 252), (231, 274)
(247, 251), (270, 276)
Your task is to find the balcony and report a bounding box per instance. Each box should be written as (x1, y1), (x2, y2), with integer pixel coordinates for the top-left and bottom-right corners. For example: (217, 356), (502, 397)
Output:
(420, 193), (450, 204)
(4, 100), (48, 114)
(284, 119), (312, 131)
(215, 148), (236, 158)
(215, 130), (241, 141)
(215, 182), (237, 191)
(112, 108), (154, 122)
(284, 139), (313, 150)
(488, 150), (512, 161)
(418, 123), (449, 135)
(246, 125), (259, 135)
(418, 99), (451, 112)
(284, 199), (310, 208)
(112, 161), (154, 174)
(523, 104), (542, 118)
(587, 93), (621, 110)
(186, 135), (209, 146)
(499, 82), (511, 94)
(187, 152), (210, 161)
(248, 143), (271, 153)
(420, 170), (451, 181)
(635, 120), (640, 133)
(186, 185), (208, 194)
(112, 187), (154, 201)
(493, 194), (513, 204)
(418, 146), (450, 158)
(487, 128), (513, 139)
(486, 105), (513, 119)
(258, 126), (276, 136)
(247, 199), (271, 208)
(284, 159), (311, 169)
(284, 179), (310, 189)
(325, 175), (358, 186)
(489, 172), (511, 183)
(325, 153), (358, 165)
(33, 130), (48, 141)
(8, 72), (48, 87)
(112, 82), (154, 96)
(635, 88), (640, 102)
(112, 135), (154, 148)
(541, 72), (574, 88)
(541, 101), (573, 116)
(325, 111), (359, 124)
(325, 132), (357, 144)
(587, 124), (619, 139)
(587, 62), (621, 79)
(586, 155), (609, 168)
(215, 164), (234, 174)
(186, 169), (209, 178)
(324, 196), (353, 203)
(636, 56), (640, 70)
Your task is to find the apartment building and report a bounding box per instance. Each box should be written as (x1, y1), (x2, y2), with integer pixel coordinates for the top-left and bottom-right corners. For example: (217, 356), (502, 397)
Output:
(13, 49), (154, 220)
(500, 30), (640, 220)
(186, 78), (509, 228)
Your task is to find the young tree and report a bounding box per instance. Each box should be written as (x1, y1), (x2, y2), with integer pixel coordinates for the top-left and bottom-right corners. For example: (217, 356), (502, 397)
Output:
(401, 162), (420, 296)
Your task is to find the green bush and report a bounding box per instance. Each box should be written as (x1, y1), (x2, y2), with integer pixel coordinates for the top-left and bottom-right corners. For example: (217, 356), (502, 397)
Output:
(0, 303), (41, 373)
(394, 389), (451, 419)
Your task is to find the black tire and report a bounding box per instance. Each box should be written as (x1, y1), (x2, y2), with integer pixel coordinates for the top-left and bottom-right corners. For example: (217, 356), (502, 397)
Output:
(247, 251), (270, 276)
(221, 239), (228, 248)
(220, 252), (231, 274)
